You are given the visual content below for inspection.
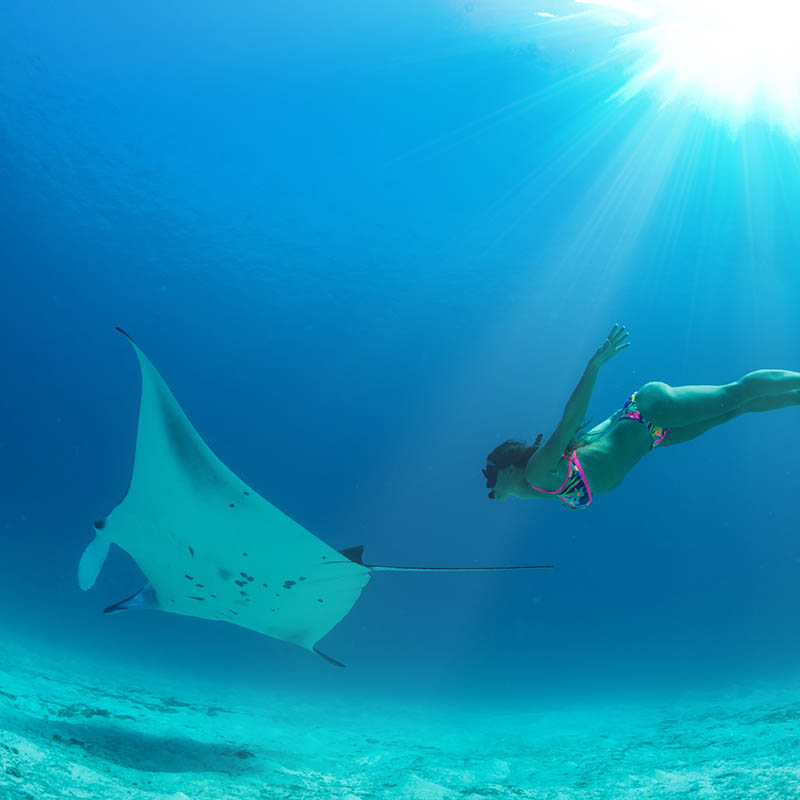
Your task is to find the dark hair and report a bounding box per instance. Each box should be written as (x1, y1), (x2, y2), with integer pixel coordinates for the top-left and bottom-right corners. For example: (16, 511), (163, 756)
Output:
(483, 423), (597, 496)
(486, 437), (542, 470)
(482, 434), (543, 495)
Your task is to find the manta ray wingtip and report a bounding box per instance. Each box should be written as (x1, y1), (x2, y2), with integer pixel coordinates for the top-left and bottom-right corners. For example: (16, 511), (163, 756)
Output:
(313, 646), (346, 668)
(114, 326), (137, 344)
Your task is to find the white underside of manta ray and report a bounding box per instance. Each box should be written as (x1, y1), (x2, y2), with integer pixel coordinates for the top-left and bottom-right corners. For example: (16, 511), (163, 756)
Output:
(79, 329), (552, 666)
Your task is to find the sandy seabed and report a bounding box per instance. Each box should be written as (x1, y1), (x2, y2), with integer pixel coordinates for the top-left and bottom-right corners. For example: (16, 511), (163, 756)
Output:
(2, 640), (800, 799)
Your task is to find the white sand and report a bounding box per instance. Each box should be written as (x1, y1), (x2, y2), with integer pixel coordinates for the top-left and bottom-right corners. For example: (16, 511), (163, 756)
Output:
(2, 639), (800, 799)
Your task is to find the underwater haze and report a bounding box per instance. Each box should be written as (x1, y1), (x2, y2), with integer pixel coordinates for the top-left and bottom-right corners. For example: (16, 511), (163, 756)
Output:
(3, 0), (800, 797)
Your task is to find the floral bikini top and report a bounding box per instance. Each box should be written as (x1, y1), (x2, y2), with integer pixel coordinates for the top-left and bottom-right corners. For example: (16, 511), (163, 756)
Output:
(529, 450), (592, 509)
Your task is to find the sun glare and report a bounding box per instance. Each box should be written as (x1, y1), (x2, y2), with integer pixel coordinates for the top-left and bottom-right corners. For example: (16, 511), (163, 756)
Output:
(572, 0), (800, 134)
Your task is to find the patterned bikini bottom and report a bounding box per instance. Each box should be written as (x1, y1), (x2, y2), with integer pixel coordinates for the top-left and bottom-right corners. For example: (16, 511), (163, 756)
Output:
(620, 392), (668, 449)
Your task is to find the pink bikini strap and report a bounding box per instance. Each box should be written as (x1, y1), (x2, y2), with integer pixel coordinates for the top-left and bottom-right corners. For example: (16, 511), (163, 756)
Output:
(568, 450), (592, 506)
(529, 453), (572, 494)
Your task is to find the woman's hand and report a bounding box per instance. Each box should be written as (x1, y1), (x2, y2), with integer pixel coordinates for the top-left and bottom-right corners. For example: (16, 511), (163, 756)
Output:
(529, 325), (627, 472)
(590, 324), (630, 368)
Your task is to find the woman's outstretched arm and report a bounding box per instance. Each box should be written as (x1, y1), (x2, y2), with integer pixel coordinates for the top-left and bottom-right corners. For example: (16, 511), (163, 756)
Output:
(525, 324), (630, 484)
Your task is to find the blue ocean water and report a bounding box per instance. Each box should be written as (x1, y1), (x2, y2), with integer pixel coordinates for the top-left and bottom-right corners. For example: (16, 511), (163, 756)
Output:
(3, 0), (800, 796)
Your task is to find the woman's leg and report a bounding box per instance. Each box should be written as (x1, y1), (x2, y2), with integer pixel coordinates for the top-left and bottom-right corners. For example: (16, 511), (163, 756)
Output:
(659, 389), (800, 447)
(636, 371), (800, 429)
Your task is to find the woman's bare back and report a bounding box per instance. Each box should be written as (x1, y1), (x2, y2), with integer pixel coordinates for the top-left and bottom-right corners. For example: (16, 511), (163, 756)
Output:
(575, 418), (652, 494)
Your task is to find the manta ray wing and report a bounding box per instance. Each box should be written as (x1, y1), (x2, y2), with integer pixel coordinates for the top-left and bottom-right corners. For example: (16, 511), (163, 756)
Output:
(79, 329), (371, 657)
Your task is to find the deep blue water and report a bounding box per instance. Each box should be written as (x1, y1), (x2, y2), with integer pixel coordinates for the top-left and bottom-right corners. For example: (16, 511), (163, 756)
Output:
(2, 0), (800, 706)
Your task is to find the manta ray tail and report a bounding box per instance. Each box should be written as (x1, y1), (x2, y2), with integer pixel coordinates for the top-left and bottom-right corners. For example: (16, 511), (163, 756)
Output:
(365, 564), (554, 573)
(78, 524), (111, 590)
(336, 545), (554, 573)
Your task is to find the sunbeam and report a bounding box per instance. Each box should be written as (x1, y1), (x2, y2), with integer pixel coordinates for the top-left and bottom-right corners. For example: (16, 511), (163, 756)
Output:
(558, 0), (800, 135)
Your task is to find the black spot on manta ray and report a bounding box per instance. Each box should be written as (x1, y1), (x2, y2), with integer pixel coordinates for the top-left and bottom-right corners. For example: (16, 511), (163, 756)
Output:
(228, 503), (235, 508)
(185, 574), (194, 581)
(239, 572), (248, 578)
(93, 519), (107, 530)
(188, 546), (194, 557)
(242, 491), (249, 495)
(299, 577), (307, 581)
(188, 596), (205, 601)
(240, 591), (247, 596)
(235, 579), (246, 587)
(317, 599), (324, 603)
(262, 583), (268, 588)
(229, 610), (239, 616)
(210, 594), (216, 599)
(283, 580), (295, 589)
(242, 552), (248, 557)
(219, 568), (231, 580)
(247, 576), (254, 582)
(195, 584), (204, 588)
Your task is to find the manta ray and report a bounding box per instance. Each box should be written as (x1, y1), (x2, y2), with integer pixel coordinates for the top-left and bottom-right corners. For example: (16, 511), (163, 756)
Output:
(79, 329), (552, 665)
